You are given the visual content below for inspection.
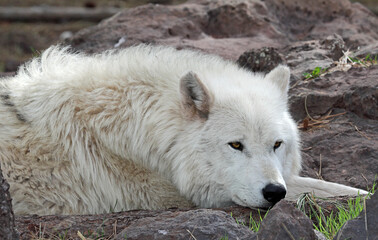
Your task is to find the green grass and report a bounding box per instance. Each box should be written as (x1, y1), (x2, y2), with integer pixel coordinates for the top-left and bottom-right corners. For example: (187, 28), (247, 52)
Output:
(230, 180), (376, 240)
(303, 66), (328, 79)
(297, 181), (376, 239)
(346, 53), (378, 66)
(302, 53), (377, 80)
(231, 208), (269, 232)
(220, 235), (229, 240)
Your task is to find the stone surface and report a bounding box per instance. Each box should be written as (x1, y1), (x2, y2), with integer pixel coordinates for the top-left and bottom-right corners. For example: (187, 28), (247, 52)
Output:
(334, 217), (367, 240)
(257, 200), (316, 240)
(13, 197), (353, 239)
(67, 0), (378, 60)
(366, 193), (378, 239)
(237, 47), (285, 73)
(14, 206), (258, 239)
(116, 209), (256, 240)
(0, 166), (19, 240)
(314, 230), (328, 240)
(285, 43), (378, 190)
(334, 193), (378, 240)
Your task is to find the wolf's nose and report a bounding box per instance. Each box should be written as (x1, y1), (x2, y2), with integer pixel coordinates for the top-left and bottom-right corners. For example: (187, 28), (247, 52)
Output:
(262, 183), (286, 204)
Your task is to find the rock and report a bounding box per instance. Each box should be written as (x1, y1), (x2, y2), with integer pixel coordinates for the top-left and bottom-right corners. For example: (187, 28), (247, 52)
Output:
(288, 59), (378, 189)
(257, 200), (316, 240)
(237, 47), (285, 73)
(334, 193), (378, 240)
(285, 37), (378, 120)
(314, 230), (327, 240)
(14, 206), (259, 239)
(115, 209), (256, 240)
(366, 193), (378, 238)
(334, 217), (367, 240)
(320, 34), (346, 61)
(299, 112), (378, 190)
(0, 166), (19, 240)
(264, 0), (378, 48)
(67, 0), (378, 60)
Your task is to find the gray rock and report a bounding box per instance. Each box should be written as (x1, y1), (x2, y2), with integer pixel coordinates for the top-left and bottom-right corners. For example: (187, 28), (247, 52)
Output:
(366, 193), (378, 238)
(257, 200), (316, 240)
(0, 166), (19, 240)
(334, 217), (367, 240)
(334, 193), (378, 240)
(314, 230), (327, 240)
(115, 209), (256, 240)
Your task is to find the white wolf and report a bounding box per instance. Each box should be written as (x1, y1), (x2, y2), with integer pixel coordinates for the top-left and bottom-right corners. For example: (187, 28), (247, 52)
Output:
(0, 45), (367, 215)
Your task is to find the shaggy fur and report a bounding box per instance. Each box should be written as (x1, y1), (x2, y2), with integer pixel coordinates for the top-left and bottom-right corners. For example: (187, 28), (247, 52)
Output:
(0, 45), (367, 215)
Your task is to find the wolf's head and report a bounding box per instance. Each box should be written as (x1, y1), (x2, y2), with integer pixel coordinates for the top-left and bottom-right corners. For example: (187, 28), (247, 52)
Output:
(176, 65), (301, 208)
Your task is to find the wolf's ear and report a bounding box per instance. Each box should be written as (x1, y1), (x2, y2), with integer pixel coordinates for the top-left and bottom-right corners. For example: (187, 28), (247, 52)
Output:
(180, 71), (212, 120)
(265, 65), (290, 95)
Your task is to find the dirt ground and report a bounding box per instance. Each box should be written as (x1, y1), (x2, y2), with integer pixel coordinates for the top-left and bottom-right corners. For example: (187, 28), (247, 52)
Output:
(0, 0), (376, 73)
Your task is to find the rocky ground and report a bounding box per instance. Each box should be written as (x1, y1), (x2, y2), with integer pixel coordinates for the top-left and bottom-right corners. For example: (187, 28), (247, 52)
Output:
(0, 0), (377, 239)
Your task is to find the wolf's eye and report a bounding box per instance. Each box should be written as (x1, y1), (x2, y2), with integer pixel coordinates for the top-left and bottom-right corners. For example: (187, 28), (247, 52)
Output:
(273, 141), (282, 151)
(229, 142), (243, 151)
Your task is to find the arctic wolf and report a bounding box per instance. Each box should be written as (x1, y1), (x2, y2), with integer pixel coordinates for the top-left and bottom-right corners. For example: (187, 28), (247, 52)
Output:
(0, 45), (367, 215)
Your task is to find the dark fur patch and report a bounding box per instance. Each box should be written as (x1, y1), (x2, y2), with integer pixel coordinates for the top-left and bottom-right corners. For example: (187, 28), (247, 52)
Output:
(1, 94), (14, 107)
(165, 138), (178, 154)
(16, 113), (27, 122)
(1, 92), (28, 123)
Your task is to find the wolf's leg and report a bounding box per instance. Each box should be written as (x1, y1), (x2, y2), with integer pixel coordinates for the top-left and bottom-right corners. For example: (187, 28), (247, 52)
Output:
(285, 175), (368, 201)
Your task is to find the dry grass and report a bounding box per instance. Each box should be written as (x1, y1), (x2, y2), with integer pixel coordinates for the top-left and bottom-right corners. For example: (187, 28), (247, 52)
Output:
(298, 96), (347, 131)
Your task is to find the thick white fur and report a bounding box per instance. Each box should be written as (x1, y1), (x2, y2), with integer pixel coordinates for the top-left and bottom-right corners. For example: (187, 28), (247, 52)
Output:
(0, 45), (367, 215)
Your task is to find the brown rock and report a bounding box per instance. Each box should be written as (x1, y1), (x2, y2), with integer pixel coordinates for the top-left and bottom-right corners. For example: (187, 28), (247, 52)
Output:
(115, 209), (256, 240)
(321, 34), (346, 61)
(281, 36), (378, 190)
(67, 0), (378, 60)
(14, 206), (259, 239)
(257, 200), (316, 240)
(288, 62), (378, 121)
(300, 112), (378, 190)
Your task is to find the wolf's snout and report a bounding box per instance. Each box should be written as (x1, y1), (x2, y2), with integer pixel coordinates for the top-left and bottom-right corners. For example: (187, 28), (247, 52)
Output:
(262, 183), (286, 204)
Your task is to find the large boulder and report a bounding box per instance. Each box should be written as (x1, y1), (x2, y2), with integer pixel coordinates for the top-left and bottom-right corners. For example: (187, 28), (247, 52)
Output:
(334, 193), (378, 240)
(115, 209), (256, 240)
(68, 0), (378, 59)
(257, 200), (316, 240)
